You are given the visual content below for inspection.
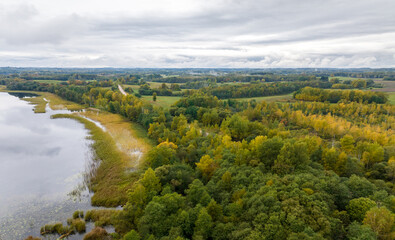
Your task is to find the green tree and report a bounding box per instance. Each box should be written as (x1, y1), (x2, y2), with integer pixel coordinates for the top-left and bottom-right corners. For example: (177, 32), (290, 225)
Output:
(145, 145), (178, 169)
(186, 179), (211, 206)
(221, 115), (251, 141)
(141, 168), (162, 193)
(220, 171), (232, 191)
(194, 208), (213, 240)
(273, 141), (309, 174)
(255, 136), (284, 169)
(386, 157), (395, 182)
(347, 222), (377, 240)
(347, 197), (376, 222)
(153, 92), (157, 102)
(322, 147), (339, 171)
(341, 135), (355, 153)
(357, 142), (385, 168)
(206, 199), (223, 222)
(346, 175), (377, 198)
(138, 193), (185, 238)
(124, 230), (141, 240)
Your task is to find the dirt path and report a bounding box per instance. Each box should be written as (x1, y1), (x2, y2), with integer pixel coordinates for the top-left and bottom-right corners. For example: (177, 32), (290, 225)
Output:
(118, 84), (127, 96)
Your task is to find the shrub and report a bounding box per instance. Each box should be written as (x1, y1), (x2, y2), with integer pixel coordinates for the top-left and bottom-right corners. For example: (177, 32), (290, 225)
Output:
(83, 227), (109, 240)
(73, 210), (84, 219)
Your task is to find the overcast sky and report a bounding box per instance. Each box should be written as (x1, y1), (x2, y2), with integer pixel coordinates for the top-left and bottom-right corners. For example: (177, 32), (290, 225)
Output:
(0, 0), (394, 68)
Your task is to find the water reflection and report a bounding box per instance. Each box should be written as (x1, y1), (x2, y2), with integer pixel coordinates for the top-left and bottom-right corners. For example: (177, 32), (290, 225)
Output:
(7, 92), (39, 98)
(0, 92), (93, 239)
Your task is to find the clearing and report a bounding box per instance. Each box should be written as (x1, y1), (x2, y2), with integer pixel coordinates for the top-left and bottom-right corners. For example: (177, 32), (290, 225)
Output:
(234, 93), (293, 103)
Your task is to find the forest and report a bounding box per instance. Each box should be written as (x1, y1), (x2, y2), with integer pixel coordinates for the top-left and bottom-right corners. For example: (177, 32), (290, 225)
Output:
(1, 68), (395, 240)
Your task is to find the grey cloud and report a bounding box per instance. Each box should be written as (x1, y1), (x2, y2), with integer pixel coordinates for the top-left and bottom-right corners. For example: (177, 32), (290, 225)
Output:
(0, 4), (87, 45)
(83, 0), (395, 47)
(1, 3), (38, 22)
(0, 0), (394, 67)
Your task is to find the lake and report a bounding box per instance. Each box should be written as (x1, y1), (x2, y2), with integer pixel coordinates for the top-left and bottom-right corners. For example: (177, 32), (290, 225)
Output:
(0, 92), (94, 239)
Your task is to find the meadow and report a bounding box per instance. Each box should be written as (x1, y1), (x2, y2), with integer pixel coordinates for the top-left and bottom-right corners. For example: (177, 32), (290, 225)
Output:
(141, 95), (181, 109)
(235, 93), (293, 103)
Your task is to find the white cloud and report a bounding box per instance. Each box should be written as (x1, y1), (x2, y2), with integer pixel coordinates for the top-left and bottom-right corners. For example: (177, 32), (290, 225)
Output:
(0, 0), (394, 67)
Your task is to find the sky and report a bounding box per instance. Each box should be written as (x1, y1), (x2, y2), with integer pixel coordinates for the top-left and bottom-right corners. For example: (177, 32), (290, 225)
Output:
(0, 0), (394, 68)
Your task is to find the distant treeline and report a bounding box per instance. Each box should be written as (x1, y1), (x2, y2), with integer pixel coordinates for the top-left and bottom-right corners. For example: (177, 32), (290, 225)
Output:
(383, 75), (395, 81)
(0, 79), (9, 85)
(7, 79), (113, 90)
(334, 72), (395, 79)
(331, 79), (377, 89)
(146, 74), (319, 84)
(203, 81), (332, 99)
(138, 83), (183, 96)
(294, 87), (388, 104)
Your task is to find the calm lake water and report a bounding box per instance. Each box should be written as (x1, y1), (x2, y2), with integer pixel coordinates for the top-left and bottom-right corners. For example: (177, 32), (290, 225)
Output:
(0, 92), (94, 239)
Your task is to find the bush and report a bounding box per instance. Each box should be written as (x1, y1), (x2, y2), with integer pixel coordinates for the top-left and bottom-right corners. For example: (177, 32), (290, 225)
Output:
(73, 210), (84, 219)
(40, 222), (70, 235)
(71, 218), (86, 233)
(83, 227), (109, 240)
(124, 230), (141, 240)
(24, 237), (42, 240)
(85, 209), (118, 227)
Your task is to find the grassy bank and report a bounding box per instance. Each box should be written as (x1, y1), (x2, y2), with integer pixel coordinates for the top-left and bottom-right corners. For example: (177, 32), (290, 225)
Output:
(78, 110), (153, 169)
(42, 92), (83, 111)
(2, 90), (83, 113)
(24, 95), (48, 113)
(51, 114), (139, 207)
(4, 87), (152, 206)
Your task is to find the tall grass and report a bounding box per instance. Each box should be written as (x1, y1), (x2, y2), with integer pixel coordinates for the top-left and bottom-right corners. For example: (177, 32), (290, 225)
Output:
(79, 110), (153, 169)
(23, 96), (47, 113)
(52, 114), (139, 207)
(41, 92), (83, 111)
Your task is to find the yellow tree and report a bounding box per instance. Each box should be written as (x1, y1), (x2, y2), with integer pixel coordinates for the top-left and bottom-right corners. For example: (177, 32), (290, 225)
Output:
(196, 155), (218, 179)
(363, 207), (394, 240)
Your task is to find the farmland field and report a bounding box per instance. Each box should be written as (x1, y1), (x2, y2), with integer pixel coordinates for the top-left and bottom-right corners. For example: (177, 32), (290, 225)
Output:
(141, 95), (181, 108)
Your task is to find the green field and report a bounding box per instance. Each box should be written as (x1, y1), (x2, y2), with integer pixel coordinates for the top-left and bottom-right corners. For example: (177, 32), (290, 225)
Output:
(329, 76), (375, 81)
(124, 82), (171, 90)
(235, 93), (293, 103)
(142, 95), (181, 108)
(123, 84), (140, 93)
(123, 83), (182, 108)
(388, 92), (395, 105)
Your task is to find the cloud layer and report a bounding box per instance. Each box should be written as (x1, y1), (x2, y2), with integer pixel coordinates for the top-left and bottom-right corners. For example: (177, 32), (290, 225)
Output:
(0, 0), (394, 68)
